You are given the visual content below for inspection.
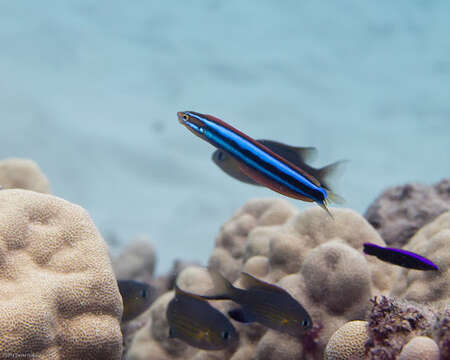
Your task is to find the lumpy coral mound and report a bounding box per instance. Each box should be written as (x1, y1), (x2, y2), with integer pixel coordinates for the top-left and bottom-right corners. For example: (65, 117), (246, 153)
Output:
(0, 189), (123, 360)
(0, 157), (51, 193)
(364, 179), (450, 247)
(128, 199), (395, 360)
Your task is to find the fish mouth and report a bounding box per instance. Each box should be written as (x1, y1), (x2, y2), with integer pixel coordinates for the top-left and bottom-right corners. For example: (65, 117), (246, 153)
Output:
(177, 111), (187, 125)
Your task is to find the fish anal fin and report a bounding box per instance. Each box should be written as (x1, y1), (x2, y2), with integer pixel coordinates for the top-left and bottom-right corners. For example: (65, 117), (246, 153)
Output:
(239, 272), (287, 294)
(237, 162), (314, 202)
(228, 307), (255, 323)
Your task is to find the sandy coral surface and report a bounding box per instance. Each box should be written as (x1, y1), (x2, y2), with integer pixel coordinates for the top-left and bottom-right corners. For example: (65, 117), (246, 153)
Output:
(0, 189), (123, 359)
(0, 157), (51, 193)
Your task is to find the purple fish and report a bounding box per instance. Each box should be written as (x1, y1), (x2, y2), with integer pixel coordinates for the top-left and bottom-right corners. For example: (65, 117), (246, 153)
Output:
(363, 243), (439, 271)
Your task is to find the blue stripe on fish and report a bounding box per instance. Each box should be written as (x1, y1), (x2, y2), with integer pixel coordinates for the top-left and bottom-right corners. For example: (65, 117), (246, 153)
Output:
(186, 111), (327, 203)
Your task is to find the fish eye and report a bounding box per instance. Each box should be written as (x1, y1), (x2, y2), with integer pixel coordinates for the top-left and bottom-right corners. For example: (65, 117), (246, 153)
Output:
(220, 330), (230, 340)
(302, 319), (310, 328)
(182, 114), (189, 121)
(141, 289), (147, 298)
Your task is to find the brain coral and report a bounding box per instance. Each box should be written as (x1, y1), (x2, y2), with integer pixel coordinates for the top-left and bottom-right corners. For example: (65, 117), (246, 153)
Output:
(128, 199), (394, 360)
(364, 179), (450, 247)
(324, 320), (368, 360)
(0, 158), (51, 193)
(0, 189), (123, 359)
(390, 211), (450, 307)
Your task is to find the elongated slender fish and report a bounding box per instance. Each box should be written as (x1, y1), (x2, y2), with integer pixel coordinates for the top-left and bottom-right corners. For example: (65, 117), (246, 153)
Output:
(166, 285), (238, 350)
(212, 139), (346, 191)
(363, 243), (439, 271)
(199, 270), (312, 337)
(118, 280), (154, 322)
(178, 111), (341, 215)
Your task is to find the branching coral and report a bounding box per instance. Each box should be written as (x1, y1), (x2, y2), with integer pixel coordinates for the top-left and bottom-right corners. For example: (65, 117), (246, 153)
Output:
(365, 296), (446, 359)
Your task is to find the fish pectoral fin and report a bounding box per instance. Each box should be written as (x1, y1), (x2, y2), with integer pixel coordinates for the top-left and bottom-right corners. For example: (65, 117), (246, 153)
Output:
(212, 149), (261, 186)
(228, 307), (254, 323)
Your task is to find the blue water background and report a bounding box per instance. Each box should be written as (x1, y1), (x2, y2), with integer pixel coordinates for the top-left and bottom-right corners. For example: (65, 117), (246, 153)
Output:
(1, 1), (449, 273)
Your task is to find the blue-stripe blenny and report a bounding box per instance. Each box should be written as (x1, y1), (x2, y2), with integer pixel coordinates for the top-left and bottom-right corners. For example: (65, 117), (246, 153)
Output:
(178, 111), (343, 216)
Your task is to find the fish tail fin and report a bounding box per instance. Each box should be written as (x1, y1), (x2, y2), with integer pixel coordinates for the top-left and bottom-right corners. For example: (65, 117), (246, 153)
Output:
(319, 201), (334, 219)
(317, 160), (348, 191)
(203, 268), (235, 300)
(326, 190), (345, 205)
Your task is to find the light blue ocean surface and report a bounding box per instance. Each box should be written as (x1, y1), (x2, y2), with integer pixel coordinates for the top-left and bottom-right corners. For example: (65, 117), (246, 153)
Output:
(1, 1), (449, 272)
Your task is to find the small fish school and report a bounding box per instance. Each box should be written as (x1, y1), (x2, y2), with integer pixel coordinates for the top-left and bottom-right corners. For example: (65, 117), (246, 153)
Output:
(171, 111), (441, 351)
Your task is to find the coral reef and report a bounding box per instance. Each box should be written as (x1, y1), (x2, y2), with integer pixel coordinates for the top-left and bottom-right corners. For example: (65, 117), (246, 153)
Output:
(0, 189), (123, 360)
(365, 179), (450, 247)
(398, 336), (440, 360)
(208, 198), (299, 282)
(0, 157), (51, 193)
(113, 235), (157, 283)
(127, 199), (395, 359)
(432, 306), (450, 360)
(324, 320), (368, 360)
(365, 296), (447, 359)
(389, 211), (450, 307)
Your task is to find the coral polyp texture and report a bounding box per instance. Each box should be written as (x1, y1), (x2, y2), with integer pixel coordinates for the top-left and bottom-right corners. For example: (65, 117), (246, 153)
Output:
(128, 199), (395, 360)
(0, 157), (51, 193)
(364, 179), (450, 247)
(0, 189), (123, 359)
(324, 320), (368, 360)
(389, 211), (450, 307)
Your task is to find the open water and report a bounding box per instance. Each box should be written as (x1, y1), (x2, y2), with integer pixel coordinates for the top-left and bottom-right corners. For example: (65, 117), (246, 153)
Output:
(1, 1), (449, 272)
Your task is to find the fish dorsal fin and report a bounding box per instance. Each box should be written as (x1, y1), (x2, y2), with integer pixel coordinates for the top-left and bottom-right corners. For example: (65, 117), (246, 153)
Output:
(239, 272), (286, 294)
(174, 284), (208, 301)
(258, 140), (318, 165)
